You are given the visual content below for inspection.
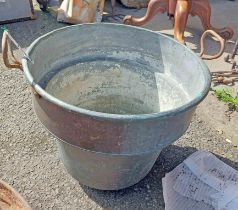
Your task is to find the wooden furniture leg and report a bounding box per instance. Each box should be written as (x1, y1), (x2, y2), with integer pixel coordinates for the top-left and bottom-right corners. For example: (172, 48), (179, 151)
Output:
(123, 0), (168, 26)
(190, 0), (233, 40)
(174, 0), (189, 43)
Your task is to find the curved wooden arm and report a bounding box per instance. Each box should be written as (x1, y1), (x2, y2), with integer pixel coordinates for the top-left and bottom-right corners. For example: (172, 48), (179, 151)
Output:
(200, 30), (225, 60)
(123, 0), (168, 26)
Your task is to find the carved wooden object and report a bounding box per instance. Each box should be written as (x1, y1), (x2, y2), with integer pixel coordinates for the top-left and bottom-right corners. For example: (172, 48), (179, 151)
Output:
(123, 0), (234, 43)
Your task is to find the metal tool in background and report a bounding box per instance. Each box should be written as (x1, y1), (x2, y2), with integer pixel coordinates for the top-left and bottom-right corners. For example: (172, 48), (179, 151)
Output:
(212, 29), (238, 85)
(224, 30), (238, 70)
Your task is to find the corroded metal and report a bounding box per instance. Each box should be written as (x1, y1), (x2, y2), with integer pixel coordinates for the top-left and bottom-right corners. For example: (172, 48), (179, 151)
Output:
(3, 24), (211, 190)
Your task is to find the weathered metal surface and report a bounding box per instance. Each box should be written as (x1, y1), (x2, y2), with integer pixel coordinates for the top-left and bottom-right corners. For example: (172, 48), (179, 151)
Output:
(32, 92), (196, 154)
(56, 139), (160, 190)
(21, 24), (211, 190)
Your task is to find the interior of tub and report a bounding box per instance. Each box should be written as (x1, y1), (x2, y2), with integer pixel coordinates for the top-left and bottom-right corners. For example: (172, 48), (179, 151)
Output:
(25, 24), (209, 115)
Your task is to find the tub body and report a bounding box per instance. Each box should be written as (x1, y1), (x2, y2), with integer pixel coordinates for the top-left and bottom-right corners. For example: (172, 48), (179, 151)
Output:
(56, 139), (160, 190)
(22, 24), (211, 190)
(33, 93), (195, 189)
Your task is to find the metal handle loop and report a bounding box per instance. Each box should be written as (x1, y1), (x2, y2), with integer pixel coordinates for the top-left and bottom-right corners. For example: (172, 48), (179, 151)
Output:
(2, 31), (23, 70)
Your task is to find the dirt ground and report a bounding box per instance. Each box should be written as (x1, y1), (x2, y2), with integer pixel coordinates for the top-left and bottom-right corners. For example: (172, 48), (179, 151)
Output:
(0, 0), (238, 209)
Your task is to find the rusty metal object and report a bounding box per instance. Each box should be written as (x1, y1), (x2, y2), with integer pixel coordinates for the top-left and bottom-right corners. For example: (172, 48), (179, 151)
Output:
(212, 71), (238, 85)
(0, 180), (32, 210)
(211, 33), (238, 85)
(1, 24), (211, 190)
(199, 30), (225, 60)
(224, 33), (238, 70)
(2, 31), (23, 70)
(123, 0), (234, 43)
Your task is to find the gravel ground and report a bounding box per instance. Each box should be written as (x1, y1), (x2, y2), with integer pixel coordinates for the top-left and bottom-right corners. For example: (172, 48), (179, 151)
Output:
(0, 2), (238, 210)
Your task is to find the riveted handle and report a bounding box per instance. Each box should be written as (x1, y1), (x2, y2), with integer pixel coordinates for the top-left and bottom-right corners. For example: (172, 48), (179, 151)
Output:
(200, 30), (225, 60)
(2, 30), (41, 97)
(2, 30), (23, 70)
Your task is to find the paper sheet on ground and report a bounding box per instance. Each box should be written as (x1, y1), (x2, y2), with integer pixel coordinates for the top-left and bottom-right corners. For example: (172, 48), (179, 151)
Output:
(162, 150), (238, 210)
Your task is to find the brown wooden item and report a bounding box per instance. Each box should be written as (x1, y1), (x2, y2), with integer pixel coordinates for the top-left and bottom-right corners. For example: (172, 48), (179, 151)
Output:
(123, 0), (234, 44)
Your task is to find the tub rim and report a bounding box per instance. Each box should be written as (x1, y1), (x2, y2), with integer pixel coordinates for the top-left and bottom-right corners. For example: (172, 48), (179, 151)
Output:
(22, 23), (211, 121)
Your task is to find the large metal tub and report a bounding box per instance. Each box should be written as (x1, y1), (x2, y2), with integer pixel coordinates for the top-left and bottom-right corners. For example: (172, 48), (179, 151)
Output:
(3, 24), (211, 190)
